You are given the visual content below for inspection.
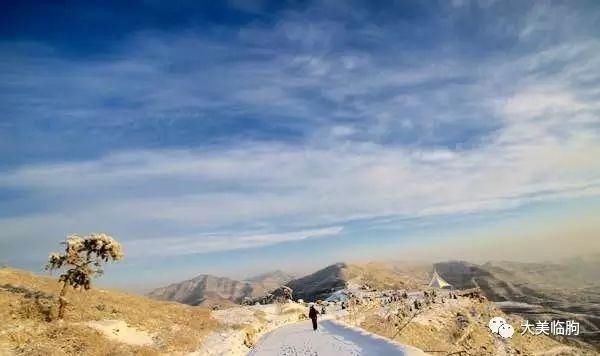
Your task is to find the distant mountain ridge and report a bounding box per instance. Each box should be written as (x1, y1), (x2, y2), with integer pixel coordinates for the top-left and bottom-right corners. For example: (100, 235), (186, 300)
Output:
(148, 274), (255, 306)
(149, 262), (430, 306)
(285, 263), (348, 301)
(286, 262), (429, 301)
(434, 256), (600, 347)
(245, 270), (295, 291)
(148, 270), (294, 306)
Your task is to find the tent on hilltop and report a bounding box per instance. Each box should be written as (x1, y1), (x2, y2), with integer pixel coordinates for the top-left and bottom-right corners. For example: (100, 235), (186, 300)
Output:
(428, 270), (452, 289)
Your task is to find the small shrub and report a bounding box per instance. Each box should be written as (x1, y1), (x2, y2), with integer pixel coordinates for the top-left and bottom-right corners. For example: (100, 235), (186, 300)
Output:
(45, 233), (124, 319)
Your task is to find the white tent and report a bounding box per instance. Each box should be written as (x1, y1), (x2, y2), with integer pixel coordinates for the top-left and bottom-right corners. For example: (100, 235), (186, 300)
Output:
(428, 270), (452, 289)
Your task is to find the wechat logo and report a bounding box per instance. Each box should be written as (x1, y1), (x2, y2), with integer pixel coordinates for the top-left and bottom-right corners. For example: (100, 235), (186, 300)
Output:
(488, 317), (515, 339)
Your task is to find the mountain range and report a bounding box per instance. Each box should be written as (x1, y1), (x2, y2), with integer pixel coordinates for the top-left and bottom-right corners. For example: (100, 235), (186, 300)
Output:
(286, 262), (430, 301)
(147, 270), (294, 306)
(148, 262), (429, 305)
(435, 255), (600, 347)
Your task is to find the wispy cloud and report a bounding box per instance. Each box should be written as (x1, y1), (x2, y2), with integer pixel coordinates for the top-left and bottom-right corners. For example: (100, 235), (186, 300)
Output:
(1, 1), (599, 266)
(124, 226), (344, 257)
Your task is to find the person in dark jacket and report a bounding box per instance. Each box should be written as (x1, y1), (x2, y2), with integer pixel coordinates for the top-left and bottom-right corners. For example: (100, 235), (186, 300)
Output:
(308, 304), (319, 330)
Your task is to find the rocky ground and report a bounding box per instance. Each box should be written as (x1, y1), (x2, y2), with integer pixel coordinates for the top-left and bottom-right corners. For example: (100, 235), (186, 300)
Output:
(343, 290), (598, 355)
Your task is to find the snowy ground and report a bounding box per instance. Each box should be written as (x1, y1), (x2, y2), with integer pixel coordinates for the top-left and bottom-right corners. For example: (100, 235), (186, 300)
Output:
(248, 319), (428, 356)
(193, 303), (308, 356)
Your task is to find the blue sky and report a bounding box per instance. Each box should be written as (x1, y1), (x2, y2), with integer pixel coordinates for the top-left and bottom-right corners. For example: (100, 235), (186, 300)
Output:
(1, 0), (599, 288)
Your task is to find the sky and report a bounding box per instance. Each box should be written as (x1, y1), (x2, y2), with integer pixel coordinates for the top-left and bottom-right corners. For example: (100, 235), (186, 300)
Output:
(1, 0), (599, 290)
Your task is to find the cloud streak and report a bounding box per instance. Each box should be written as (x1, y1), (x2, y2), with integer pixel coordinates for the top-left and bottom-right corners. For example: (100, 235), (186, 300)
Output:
(124, 226), (344, 257)
(1, 1), (599, 267)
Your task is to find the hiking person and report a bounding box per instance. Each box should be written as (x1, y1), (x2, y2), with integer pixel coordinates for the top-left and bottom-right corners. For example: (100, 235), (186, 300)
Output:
(308, 303), (319, 331)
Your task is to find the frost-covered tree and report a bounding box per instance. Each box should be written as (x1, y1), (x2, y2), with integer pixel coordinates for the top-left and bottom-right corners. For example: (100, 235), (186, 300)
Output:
(46, 233), (124, 319)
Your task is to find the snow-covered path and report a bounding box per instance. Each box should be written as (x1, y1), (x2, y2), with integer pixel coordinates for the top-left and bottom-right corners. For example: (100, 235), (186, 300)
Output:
(248, 319), (428, 356)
